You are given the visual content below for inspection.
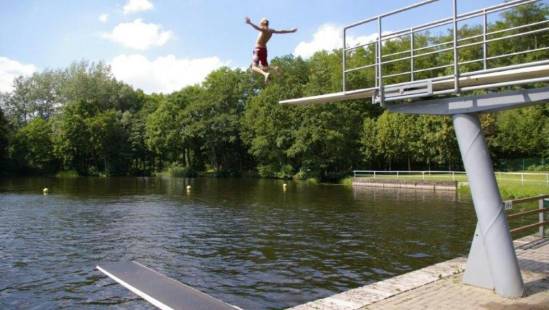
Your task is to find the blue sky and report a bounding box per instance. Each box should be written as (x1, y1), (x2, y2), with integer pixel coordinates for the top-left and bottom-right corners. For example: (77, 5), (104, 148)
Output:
(0, 0), (511, 93)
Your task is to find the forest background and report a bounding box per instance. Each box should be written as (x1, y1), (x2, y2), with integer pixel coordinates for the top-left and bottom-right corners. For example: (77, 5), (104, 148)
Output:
(0, 4), (547, 181)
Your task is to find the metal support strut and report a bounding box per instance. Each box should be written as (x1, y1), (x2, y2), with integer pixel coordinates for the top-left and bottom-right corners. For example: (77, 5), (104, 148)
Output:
(453, 113), (524, 298)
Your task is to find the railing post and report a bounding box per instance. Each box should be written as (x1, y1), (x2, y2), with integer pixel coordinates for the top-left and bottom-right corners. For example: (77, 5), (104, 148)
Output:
(377, 16), (384, 105)
(452, 171), (455, 181)
(374, 171), (376, 179)
(374, 40), (378, 89)
(410, 28), (414, 81)
(343, 28), (347, 92)
(452, 0), (460, 93)
(397, 171), (399, 178)
(521, 173), (524, 185)
(482, 9), (488, 70)
(422, 171), (425, 180)
(540, 199), (545, 238)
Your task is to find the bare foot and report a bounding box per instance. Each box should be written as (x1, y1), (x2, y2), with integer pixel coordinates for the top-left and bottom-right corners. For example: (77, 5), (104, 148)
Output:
(264, 72), (270, 83)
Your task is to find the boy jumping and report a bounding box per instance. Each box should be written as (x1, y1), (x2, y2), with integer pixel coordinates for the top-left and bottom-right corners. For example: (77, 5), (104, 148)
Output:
(245, 17), (297, 82)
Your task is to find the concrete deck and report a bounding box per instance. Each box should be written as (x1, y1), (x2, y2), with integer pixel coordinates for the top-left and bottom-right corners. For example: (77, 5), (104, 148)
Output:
(290, 235), (548, 310)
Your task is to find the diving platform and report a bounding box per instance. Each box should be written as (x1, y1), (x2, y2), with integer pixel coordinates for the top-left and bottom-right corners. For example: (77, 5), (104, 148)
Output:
(280, 0), (549, 109)
(280, 0), (549, 300)
(96, 262), (237, 310)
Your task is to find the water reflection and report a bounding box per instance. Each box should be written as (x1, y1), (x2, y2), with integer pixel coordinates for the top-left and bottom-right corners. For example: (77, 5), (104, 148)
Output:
(352, 186), (461, 202)
(0, 177), (476, 309)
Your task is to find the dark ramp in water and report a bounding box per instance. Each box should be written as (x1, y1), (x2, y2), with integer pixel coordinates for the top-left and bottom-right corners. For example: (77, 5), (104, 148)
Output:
(96, 261), (237, 310)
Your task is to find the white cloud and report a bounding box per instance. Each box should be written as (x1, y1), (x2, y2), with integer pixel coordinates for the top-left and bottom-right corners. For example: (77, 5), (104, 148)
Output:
(123, 0), (153, 15)
(294, 24), (391, 59)
(0, 57), (37, 93)
(102, 19), (173, 50)
(294, 24), (342, 59)
(111, 54), (228, 94)
(99, 14), (108, 23)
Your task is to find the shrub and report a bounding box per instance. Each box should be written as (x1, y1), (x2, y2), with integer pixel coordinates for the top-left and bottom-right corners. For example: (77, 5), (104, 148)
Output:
(168, 164), (198, 177)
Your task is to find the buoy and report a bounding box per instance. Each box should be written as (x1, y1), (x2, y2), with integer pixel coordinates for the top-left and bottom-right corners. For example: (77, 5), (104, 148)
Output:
(43, 188), (49, 195)
(186, 185), (191, 190)
(283, 183), (287, 191)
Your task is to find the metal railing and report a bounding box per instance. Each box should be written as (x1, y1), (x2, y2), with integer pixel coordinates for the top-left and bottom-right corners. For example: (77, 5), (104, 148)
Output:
(353, 170), (549, 185)
(353, 170), (465, 181)
(506, 195), (549, 237)
(342, 0), (549, 104)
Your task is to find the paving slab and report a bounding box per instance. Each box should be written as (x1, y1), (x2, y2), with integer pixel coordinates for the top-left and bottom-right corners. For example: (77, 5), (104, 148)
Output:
(289, 235), (548, 310)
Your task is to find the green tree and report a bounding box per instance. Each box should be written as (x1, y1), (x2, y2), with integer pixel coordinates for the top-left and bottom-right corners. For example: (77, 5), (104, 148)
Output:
(10, 118), (57, 173)
(241, 56), (310, 178)
(52, 100), (93, 174)
(414, 115), (459, 170)
(3, 70), (65, 128)
(287, 101), (369, 179)
(242, 84), (297, 178)
(146, 96), (183, 169)
(360, 117), (378, 167)
(491, 106), (547, 159)
(303, 51), (341, 95)
(0, 108), (9, 163)
(169, 85), (206, 169)
(48, 62), (142, 175)
(183, 68), (253, 174)
(374, 111), (418, 170)
(122, 110), (153, 175)
(88, 110), (130, 175)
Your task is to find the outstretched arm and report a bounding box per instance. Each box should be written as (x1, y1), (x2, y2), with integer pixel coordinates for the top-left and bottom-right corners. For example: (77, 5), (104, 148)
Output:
(245, 17), (262, 31)
(272, 28), (298, 34)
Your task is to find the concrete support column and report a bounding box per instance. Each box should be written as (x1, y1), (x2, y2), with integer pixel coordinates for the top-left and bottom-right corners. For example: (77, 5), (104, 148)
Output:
(453, 113), (524, 298)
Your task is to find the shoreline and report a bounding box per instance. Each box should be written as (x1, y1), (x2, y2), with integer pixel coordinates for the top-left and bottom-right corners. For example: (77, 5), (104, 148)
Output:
(288, 234), (548, 310)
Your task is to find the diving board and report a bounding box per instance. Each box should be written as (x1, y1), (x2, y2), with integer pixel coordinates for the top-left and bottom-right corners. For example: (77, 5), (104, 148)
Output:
(280, 88), (375, 106)
(96, 262), (238, 310)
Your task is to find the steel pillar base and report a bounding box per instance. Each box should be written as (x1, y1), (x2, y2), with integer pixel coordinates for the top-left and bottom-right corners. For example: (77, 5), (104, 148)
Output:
(463, 223), (493, 289)
(453, 113), (524, 298)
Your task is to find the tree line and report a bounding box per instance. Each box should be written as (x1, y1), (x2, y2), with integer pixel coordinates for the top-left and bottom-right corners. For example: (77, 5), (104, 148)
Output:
(0, 3), (548, 180)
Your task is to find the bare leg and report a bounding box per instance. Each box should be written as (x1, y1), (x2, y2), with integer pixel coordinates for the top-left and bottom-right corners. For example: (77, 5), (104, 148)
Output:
(251, 64), (270, 82)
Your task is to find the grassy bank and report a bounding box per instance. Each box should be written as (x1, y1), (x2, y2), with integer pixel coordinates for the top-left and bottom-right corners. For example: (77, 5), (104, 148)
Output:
(55, 170), (80, 178)
(345, 173), (548, 200)
(458, 180), (549, 200)
(339, 177), (354, 186)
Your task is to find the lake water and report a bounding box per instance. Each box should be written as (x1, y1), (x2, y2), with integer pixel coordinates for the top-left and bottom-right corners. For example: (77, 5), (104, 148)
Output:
(0, 177), (476, 309)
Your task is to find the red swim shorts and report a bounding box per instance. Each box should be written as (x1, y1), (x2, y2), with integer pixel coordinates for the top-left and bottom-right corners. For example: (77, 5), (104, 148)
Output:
(253, 47), (268, 67)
